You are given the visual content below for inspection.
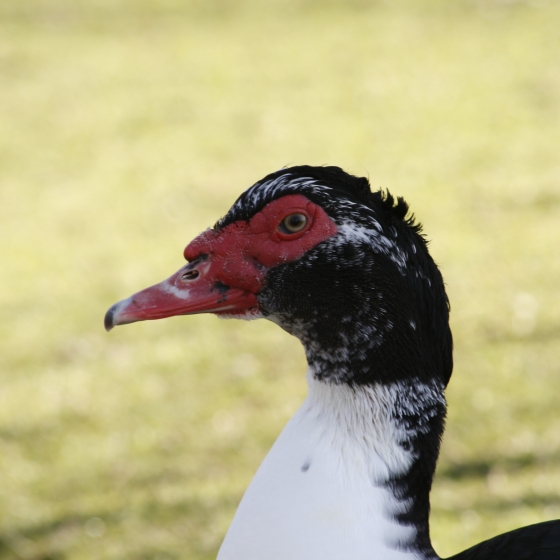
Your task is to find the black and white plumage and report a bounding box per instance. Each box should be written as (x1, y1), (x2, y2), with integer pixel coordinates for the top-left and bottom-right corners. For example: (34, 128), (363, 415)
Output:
(105, 166), (560, 559)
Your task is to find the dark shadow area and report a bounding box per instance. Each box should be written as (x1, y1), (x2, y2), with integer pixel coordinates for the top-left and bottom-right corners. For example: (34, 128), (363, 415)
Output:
(0, 513), (97, 560)
(0, 492), (238, 560)
(479, 494), (560, 513)
(437, 449), (560, 480)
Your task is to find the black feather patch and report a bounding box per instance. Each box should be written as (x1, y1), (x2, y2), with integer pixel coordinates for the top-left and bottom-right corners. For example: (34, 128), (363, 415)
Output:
(217, 165), (425, 240)
(446, 519), (560, 560)
(376, 189), (424, 236)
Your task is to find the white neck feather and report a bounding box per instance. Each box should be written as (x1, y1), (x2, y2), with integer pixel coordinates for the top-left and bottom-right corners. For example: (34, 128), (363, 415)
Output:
(217, 369), (429, 560)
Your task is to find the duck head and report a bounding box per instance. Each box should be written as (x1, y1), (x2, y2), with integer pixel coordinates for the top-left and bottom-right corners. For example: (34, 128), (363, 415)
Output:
(105, 165), (452, 388)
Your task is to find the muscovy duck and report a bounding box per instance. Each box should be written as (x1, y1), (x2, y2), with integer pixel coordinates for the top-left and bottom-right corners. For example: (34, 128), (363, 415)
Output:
(105, 166), (560, 560)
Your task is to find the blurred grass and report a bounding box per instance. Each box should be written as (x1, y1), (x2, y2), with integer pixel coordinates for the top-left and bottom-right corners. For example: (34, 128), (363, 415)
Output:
(1, 0), (560, 558)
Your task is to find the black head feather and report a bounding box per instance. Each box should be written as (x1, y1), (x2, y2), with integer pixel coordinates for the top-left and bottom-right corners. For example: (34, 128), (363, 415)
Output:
(216, 165), (453, 387)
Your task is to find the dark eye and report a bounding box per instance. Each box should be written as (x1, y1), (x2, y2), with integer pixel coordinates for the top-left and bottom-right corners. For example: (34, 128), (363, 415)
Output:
(281, 213), (308, 234)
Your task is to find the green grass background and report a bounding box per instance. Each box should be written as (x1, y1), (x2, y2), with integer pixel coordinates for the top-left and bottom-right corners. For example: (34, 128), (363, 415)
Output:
(1, 0), (560, 558)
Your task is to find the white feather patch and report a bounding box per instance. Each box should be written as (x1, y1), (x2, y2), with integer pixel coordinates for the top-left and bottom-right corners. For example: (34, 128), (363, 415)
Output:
(217, 370), (427, 560)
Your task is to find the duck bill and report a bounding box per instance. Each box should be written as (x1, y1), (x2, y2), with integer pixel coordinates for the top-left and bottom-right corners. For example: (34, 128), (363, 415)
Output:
(104, 261), (259, 331)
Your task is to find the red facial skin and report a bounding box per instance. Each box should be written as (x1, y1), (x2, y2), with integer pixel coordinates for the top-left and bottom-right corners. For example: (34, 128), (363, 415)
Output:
(105, 194), (338, 330)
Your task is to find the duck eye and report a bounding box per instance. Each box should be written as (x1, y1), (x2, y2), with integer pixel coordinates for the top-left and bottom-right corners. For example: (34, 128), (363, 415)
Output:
(281, 213), (308, 234)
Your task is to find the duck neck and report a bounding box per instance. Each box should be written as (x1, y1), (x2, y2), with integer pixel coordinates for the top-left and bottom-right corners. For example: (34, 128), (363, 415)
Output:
(305, 364), (446, 559)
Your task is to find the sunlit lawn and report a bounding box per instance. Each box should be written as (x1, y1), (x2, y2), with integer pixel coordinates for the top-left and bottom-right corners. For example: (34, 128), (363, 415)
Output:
(1, 1), (560, 558)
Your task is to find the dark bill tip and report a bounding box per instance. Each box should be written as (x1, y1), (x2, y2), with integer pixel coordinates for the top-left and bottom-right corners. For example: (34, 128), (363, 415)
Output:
(104, 303), (118, 332)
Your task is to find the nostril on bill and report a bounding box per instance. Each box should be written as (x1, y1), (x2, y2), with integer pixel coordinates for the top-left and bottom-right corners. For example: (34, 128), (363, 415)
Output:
(181, 269), (200, 282)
